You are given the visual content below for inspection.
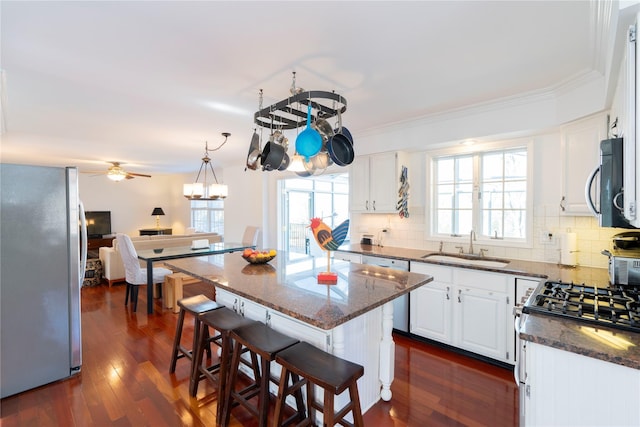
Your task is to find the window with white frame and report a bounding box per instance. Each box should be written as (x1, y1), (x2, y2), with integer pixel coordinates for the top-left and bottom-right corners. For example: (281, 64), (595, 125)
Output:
(431, 146), (529, 241)
(190, 199), (224, 235)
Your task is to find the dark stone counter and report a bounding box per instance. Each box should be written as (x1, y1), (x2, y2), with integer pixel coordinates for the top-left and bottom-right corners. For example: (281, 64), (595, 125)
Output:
(338, 243), (610, 284)
(520, 312), (640, 370)
(164, 251), (432, 330)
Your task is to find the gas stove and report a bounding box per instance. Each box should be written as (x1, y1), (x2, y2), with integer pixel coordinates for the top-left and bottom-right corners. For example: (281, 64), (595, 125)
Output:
(522, 280), (640, 333)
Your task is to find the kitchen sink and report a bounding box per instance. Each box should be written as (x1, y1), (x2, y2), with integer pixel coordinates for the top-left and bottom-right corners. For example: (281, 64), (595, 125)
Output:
(421, 253), (511, 268)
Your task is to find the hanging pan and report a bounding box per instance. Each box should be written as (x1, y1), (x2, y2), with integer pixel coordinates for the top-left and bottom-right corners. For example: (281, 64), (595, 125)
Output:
(261, 141), (285, 171)
(278, 152), (290, 171)
(327, 109), (354, 166)
(245, 130), (260, 171)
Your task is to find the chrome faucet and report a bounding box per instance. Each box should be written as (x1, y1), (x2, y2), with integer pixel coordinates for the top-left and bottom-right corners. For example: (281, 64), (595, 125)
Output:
(469, 230), (476, 255)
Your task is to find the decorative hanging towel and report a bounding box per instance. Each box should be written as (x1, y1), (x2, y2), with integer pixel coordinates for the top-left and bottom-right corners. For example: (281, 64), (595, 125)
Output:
(397, 165), (409, 218)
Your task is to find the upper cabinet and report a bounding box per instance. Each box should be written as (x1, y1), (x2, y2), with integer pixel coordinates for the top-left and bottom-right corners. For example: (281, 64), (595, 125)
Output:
(560, 113), (607, 215)
(350, 151), (410, 213)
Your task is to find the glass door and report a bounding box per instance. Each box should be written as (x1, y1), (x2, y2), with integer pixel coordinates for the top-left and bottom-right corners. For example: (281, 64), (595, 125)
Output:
(279, 173), (349, 260)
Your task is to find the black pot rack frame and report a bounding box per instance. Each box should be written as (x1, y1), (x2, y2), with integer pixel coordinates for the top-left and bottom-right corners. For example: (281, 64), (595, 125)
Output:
(253, 90), (347, 130)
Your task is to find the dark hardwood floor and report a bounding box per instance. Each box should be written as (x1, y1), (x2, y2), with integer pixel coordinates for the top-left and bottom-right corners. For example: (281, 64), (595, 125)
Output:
(0, 282), (519, 426)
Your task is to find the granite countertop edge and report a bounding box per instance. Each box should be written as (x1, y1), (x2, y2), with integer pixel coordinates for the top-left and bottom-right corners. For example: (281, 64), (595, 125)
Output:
(337, 243), (608, 280)
(520, 313), (640, 370)
(165, 260), (432, 331)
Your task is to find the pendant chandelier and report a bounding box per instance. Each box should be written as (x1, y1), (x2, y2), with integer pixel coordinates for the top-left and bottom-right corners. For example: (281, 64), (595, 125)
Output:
(183, 133), (230, 201)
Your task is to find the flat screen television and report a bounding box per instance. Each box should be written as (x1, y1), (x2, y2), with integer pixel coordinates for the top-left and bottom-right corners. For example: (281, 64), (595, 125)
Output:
(85, 211), (112, 238)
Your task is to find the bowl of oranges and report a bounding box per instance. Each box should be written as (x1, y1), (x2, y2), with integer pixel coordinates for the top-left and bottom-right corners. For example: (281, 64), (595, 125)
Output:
(241, 248), (277, 264)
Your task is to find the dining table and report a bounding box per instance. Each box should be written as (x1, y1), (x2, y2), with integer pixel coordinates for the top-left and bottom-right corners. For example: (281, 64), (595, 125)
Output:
(136, 241), (254, 314)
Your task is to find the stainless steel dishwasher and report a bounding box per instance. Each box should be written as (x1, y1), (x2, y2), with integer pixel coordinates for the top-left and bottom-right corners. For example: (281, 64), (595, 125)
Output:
(361, 255), (410, 332)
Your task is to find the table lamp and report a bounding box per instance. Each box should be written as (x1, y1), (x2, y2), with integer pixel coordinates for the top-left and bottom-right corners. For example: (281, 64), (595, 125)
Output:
(151, 207), (165, 229)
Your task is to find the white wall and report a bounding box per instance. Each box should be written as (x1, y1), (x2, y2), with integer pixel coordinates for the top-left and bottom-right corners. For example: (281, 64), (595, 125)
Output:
(77, 164), (269, 248)
(222, 166), (264, 246)
(79, 172), (191, 236)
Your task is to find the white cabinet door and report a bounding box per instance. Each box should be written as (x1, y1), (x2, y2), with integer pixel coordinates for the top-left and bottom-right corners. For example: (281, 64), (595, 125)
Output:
(369, 152), (399, 212)
(409, 263), (454, 344)
(455, 286), (507, 362)
(349, 156), (370, 212)
(455, 269), (510, 363)
(561, 113), (606, 215)
(349, 151), (409, 213)
(215, 288), (267, 322)
(524, 341), (640, 426)
(410, 262), (514, 364)
(268, 311), (330, 351)
(410, 282), (453, 344)
(216, 288), (238, 310)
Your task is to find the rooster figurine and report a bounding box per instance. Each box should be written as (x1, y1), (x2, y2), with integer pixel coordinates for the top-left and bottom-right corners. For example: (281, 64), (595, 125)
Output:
(309, 217), (350, 284)
(310, 218), (350, 250)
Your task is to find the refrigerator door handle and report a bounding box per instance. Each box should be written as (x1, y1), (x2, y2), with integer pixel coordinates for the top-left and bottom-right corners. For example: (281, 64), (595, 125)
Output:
(66, 167), (82, 373)
(79, 200), (87, 283)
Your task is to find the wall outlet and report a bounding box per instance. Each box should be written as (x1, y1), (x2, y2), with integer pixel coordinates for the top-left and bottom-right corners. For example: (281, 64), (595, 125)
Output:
(540, 230), (555, 245)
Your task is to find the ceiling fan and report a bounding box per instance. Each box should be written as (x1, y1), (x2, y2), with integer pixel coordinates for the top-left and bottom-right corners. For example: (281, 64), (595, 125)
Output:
(86, 162), (152, 182)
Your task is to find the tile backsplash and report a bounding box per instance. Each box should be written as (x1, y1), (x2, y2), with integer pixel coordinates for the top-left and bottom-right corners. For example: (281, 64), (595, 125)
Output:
(351, 205), (627, 270)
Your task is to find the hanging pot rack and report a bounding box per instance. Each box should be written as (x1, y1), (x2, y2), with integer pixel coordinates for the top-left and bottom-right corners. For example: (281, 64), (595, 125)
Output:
(253, 90), (347, 130)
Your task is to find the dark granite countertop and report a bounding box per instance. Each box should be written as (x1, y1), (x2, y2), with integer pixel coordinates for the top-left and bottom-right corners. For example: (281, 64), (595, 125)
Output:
(164, 251), (432, 330)
(338, 243), (611, 284)
(520, 312), (640, 370)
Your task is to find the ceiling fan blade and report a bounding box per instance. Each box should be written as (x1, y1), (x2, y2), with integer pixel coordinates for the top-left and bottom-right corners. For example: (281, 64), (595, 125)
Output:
(127, 172), (152, 178)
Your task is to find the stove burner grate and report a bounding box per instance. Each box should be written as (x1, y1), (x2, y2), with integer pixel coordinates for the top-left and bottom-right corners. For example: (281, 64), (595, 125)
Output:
(523, 281), (640, 333)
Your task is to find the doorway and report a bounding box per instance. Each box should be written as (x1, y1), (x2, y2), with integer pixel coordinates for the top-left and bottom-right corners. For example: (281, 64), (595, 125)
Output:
(279, 173), (349, 260)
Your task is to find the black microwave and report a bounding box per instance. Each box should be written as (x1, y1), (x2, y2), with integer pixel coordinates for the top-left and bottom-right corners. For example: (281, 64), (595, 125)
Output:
(585, 138), (635, 228)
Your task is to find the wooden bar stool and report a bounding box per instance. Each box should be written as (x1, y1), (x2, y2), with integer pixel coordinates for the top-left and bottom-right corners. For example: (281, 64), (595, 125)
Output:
(163, 272), (201, 313)
(221, 322), (302, 427)
(274, 341), (365, 427)
(190, 307), (258, 424)
(169, 294), (223, 375)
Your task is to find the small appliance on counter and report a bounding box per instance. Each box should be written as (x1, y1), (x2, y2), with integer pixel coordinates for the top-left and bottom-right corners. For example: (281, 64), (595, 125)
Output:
(602, 231), (640, 285)
(360, 234), (375, 246)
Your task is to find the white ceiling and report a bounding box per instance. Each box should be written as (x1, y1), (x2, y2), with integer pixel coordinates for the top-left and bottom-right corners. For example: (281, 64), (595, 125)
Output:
(0, 1), (625, 177)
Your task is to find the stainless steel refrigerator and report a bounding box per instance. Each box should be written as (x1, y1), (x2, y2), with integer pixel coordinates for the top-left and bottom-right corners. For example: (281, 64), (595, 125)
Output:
(1, 164), (87, 398)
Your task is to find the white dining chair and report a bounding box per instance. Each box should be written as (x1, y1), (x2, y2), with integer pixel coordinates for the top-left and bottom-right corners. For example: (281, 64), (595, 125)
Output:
(241, 226), (261, 247)
(116, 233), (172, 312)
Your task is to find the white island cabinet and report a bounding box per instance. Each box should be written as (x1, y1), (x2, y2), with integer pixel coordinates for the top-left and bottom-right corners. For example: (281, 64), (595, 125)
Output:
(523, 341), (640, 426)
(216, 286), (389, 419)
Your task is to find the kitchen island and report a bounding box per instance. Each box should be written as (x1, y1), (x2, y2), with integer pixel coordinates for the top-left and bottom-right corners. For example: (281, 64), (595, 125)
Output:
(164, 252), (433, 414)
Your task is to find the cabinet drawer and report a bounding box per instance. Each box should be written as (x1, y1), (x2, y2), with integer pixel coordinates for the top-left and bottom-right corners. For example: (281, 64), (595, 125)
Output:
(456, 269), (508, 293)
(334, 251), (362, 263)
(410, 262), (453, 283)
